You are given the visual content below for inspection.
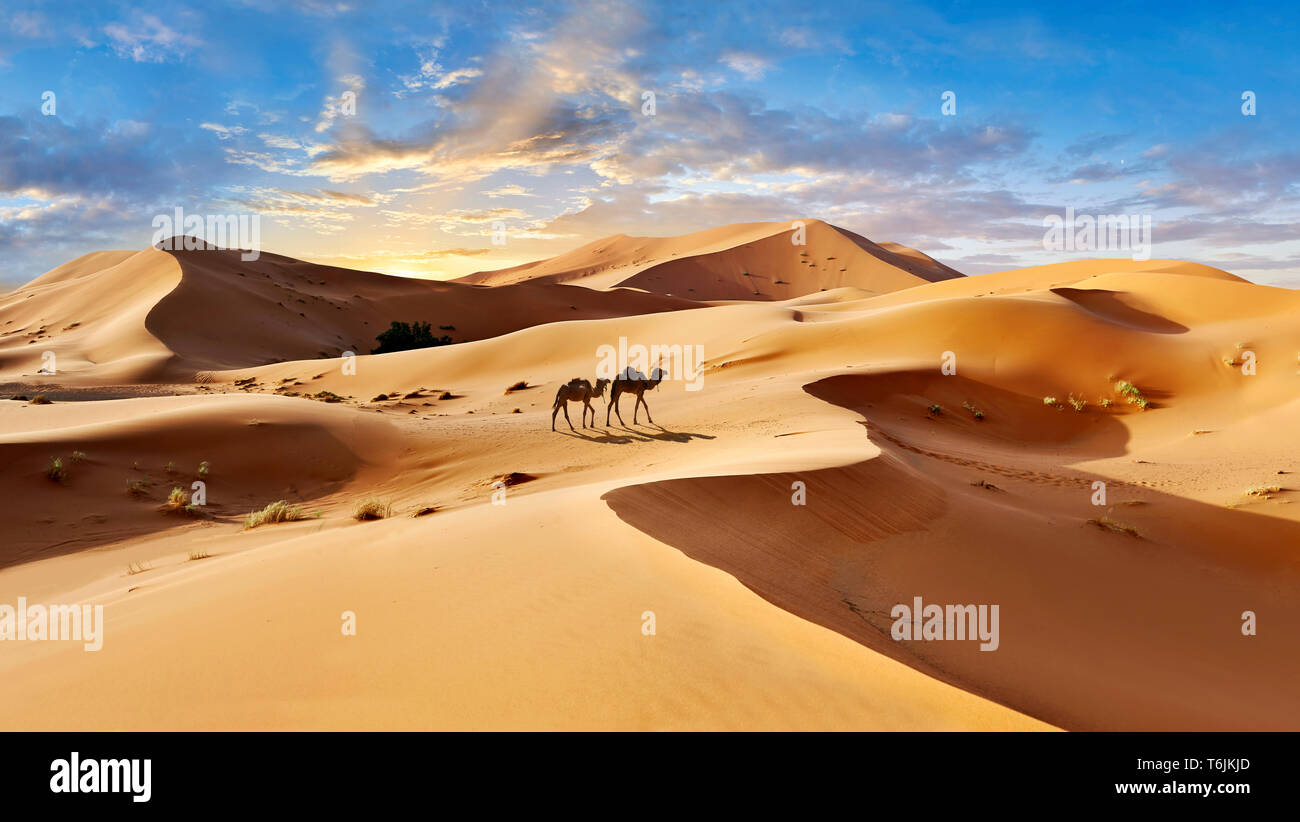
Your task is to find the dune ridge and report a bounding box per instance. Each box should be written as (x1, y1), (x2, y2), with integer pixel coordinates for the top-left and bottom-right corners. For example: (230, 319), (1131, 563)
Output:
(458, 218), (963, 299)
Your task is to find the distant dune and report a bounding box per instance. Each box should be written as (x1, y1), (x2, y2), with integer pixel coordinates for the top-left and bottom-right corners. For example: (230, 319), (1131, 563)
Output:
(0, 241), (699, 382)
(457, 218), (963, 299)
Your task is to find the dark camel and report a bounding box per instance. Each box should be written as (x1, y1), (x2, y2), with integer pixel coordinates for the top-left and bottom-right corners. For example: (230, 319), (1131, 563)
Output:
(551, 377), (610, 431)
(607, 367), (666, 426)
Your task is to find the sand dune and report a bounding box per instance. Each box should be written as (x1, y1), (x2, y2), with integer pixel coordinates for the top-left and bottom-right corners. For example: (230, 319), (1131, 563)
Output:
(458, 218), (963, 299)
(0, 242), (699, 384)
(1, 224), (1296, 730)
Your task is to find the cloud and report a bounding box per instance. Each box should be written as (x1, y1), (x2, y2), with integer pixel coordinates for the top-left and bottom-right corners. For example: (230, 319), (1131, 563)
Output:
(103, 14), (200, 63)
(1063, 132), (1130, 159)
(315, 73), (366, 134)
(395, 46), (484, 96)
(483, 184), (535, 197)
(200, 123), (249, 140)
(10, 12), (48, 38)
(721, 51), (770, 80)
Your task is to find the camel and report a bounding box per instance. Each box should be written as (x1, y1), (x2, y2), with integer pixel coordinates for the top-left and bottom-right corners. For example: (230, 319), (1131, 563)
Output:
(551, 377), (610, 431)
(607, 366), (666, 426)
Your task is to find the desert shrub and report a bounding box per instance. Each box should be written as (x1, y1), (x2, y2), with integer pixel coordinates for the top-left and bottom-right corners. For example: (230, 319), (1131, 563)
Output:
(352, 499), (392, 521)
(505, 381), (529, 393)
(29, 394), (51, 405)
(371, 321), (453, 354)
(161, 487), (204, 516)
(1115, 380), (1149, 408)
(961, 401), (985, 420)
(47, 457), (66, 482)
(1245, 486), (1282, 497)
(244, 500), (311, 529)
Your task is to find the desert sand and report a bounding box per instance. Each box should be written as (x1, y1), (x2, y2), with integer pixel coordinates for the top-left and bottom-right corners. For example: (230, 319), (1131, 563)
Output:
(1, 218), (1295, 730)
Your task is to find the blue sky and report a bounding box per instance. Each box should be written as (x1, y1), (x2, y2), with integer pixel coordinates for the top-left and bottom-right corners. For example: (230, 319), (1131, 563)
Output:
(2, 0), (1297, 286)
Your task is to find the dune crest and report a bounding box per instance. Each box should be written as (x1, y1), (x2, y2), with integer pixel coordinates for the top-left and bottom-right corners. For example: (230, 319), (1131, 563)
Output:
(458, 218), (963, 299)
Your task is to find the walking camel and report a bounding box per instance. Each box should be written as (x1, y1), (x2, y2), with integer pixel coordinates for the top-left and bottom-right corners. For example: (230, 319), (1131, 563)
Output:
(607, 366), (666, 426)
(551, 377), (611, 431)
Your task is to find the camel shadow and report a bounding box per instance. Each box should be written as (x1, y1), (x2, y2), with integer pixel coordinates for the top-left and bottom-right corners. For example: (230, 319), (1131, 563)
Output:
(553, 423), (716, 444)
(611, 422), (717, 443)
(554, 427), (638, 444)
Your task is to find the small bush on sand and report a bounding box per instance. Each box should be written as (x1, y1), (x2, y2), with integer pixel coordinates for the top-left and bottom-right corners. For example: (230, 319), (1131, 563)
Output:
(47, 457), (66, 482)
(1068, 394), (1088, 412)
(161, 487), (204, 516)
(1115, 380), (1150, 409)
(1245, 486), (1283, 498)
(1043, 397), (1059, 407)
(29, 394), (52, 405)
(371, 321), (452, 354)
(505, 381), (529, 394)
(961, 401), (984, 420)
(244, 500), (312, 529)
(187, 549), (210, 562)
(197, 460), (210, 478)
(70, 450), (87, 463)
(127, 479), (149, 497)
(927, 403), (942, 416)
(353, 499), (392, 521)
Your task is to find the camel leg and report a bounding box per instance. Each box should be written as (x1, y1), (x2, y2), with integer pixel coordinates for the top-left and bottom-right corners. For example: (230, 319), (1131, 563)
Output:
(632, 393), (641, 424)
(609, 391), (626, 426)
(561, 401), (574, 431)
(640, 395), (654, 425)
(581, 399), (591, 428)
(551, 403), (560, 431)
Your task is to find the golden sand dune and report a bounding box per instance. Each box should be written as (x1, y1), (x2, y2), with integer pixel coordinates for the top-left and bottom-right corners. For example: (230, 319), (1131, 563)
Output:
(0, 224), (1295, 730)
(0, 242), (699, 383)
(458, 218), (963, 299)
